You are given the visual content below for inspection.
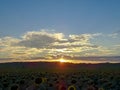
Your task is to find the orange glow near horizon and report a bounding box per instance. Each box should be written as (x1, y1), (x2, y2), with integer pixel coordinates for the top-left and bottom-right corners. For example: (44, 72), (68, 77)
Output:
(59, 58), (66, 63)
(0, 58), (119, 64)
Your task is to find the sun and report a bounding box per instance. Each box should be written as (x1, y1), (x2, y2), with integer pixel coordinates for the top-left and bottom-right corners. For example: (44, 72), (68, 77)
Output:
(59, 58), (66, 63)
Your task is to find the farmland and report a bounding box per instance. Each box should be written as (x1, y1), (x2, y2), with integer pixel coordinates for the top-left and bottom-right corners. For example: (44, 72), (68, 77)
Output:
(0, 62), (120, 90)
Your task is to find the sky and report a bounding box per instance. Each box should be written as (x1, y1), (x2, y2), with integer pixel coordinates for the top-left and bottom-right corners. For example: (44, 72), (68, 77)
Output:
(0, 0), (120, 63)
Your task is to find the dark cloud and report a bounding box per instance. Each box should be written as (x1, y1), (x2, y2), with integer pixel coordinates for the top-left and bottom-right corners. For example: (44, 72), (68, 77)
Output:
(51, 44), (99, 49)
(16, 32), (57, 48)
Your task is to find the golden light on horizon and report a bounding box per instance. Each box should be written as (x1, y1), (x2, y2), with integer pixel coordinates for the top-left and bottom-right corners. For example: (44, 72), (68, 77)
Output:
(59, 58), (66, 63)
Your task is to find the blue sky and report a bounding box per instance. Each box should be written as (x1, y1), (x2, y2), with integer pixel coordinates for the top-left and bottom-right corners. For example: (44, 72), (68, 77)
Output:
(0, 0), (120, 62)
(0, 0), (120, 36)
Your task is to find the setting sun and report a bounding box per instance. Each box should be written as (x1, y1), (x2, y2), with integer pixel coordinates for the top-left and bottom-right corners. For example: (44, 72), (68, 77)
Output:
(59, 58), (66, 63)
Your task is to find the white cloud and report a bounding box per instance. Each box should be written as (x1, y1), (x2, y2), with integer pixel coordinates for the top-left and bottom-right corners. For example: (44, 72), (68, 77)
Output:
(0, 30), (119, 60)
(108, 33), (119, 38)
(16, 31), (64, 48)
(14, 31), (100, 50)
(0, 37), (20, 47)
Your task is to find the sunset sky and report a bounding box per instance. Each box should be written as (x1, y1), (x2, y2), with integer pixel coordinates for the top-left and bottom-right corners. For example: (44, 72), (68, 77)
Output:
(0, 0), (120, 63)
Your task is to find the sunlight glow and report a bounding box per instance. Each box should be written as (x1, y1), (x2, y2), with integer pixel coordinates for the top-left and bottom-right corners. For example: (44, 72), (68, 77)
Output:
(59, 58), (66, 63)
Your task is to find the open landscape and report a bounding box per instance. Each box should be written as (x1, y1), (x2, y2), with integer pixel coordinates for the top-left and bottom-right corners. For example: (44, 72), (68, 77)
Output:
(0, 62), (120, 90)
(0, 0), (120, 90)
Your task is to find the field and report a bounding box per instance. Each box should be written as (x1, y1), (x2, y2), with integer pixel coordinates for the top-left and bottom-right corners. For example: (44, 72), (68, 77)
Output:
(0, 62), (120, 90)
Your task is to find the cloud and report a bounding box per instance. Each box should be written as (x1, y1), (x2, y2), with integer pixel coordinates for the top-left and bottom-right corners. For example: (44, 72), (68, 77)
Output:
(14, 31), (100, 50)
(68, 33), (101, 43)
(52, 43), (99, 49)
(15, 31), (64, 48)
(108, 33), (119, 38)
(0, 30), (119, 60)
(0, 37), (20, 47)
(114, 44), (120, 48)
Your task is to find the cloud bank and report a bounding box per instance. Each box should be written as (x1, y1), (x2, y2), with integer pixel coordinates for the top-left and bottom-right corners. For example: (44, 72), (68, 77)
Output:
(0, 30), (120, 61)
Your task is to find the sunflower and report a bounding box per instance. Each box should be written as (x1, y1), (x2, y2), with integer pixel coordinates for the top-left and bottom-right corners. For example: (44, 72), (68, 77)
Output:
(68, 85), (76, 90)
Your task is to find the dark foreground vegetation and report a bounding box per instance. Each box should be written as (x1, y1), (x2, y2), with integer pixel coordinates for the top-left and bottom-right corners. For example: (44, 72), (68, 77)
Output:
(0, 62), (120, 90)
